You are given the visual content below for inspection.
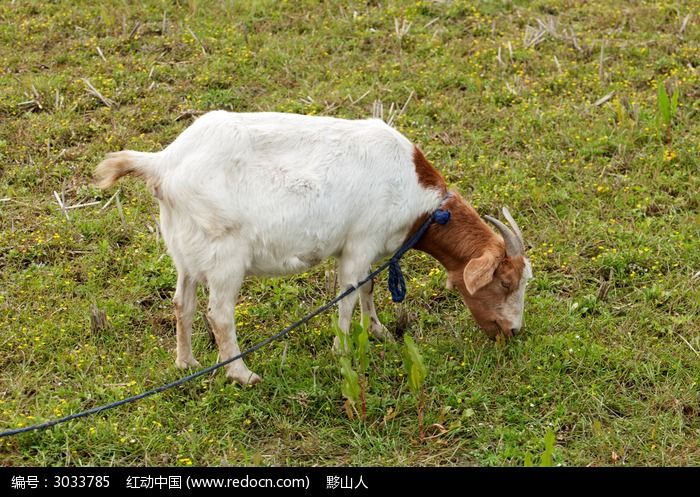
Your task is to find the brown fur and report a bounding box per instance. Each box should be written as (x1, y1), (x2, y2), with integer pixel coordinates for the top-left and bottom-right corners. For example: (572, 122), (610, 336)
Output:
(410, 148), (526, 338)
(413, 146), (447, 190)
(412, 191), (502, 270)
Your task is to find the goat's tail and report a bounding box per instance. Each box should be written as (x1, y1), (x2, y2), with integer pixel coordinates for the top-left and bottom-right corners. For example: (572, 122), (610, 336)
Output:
(94, 150), (162, 189)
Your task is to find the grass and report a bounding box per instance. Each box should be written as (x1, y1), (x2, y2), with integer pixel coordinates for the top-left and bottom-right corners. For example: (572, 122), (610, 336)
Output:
(1, 0), (699, 466)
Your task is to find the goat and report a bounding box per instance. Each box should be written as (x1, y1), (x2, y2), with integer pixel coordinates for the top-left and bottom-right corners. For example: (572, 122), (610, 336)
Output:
(95, 111), (532, 385)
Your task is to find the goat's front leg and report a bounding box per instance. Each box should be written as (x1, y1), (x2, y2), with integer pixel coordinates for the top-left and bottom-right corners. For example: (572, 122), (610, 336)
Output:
(359, 276), (394, 342)
(174, 272), (200, 369)
(206, 271), (261, 386)
(333, 253), (372, 354)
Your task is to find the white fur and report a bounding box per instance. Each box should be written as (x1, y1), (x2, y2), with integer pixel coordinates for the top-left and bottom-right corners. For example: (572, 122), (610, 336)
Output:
(502, 258), (532, 332)
(127, 111), (442, 383)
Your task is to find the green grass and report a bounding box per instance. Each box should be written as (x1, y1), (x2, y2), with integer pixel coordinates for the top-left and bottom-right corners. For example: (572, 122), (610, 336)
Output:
(1, 0), (699, 466)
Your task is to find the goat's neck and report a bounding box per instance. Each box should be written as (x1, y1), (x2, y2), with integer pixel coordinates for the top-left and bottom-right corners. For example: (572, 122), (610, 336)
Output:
(413, 195), (501, 272)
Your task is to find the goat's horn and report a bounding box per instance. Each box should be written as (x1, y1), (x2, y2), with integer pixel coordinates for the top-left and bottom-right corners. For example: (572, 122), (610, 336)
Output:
(484, 214), (522, 257)
(501, 206), (526, 252)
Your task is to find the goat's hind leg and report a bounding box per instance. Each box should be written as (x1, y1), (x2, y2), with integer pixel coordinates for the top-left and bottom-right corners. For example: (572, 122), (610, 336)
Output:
(206, 271), (261, 386)
(174, 272), (200, 369)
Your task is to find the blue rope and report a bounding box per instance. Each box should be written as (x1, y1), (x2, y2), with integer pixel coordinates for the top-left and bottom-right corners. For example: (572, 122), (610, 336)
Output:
(388, 207), (451, 302)
(0, 196), (451, 438)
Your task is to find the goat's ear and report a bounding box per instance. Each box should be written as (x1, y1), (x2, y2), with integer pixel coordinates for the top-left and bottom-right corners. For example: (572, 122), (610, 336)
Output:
(463, 251), (499, 295)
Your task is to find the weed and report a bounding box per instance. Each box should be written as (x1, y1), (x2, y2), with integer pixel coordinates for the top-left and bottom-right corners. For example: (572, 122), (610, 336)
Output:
(656, 80), (679, 144)
(334, 316), (369, 421)
(524, 430), (556, 467)
(402, 335), (427, 440)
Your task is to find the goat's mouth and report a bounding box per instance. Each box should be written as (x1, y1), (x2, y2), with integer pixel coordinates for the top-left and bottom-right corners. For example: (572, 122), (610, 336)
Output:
(482, 323), (515, 341)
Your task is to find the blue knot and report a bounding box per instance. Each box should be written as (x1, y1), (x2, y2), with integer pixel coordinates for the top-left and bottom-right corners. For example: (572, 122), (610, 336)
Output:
(433, 209), (450, 225)
(386, 207), (451, 303)
(388, 259), (406, 303)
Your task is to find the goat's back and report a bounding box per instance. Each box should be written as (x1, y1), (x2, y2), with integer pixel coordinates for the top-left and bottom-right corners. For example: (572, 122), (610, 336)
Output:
(107, 111), (445, 277)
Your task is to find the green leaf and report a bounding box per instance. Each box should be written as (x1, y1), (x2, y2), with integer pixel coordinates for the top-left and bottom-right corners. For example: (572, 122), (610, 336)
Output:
(670, 87), (679, 115)
(402, 335), (427, 395)
(340, 357), (360, 405)
(539, 429), (555, 467)
(356, 315), (369, 371)
(657, 81), (671, 126)
(348, 316), (369, 371)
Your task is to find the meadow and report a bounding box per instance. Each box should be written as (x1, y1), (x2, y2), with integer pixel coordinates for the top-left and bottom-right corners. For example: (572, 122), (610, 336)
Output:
(0, 0), (699, 466)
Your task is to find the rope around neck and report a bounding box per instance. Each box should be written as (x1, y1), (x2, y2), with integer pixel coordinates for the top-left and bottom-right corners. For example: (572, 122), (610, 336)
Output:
(388, 207), (451, 302)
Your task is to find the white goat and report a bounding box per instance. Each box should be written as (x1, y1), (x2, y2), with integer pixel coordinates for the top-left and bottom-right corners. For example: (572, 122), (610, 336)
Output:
(96, 111), (531, 385)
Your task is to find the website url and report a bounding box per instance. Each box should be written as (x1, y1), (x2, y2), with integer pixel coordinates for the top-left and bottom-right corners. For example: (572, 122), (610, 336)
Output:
(186, 475), (309, 490)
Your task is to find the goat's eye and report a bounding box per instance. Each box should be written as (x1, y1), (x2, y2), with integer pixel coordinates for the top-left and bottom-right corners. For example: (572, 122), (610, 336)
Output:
(501, 281), (511, 290)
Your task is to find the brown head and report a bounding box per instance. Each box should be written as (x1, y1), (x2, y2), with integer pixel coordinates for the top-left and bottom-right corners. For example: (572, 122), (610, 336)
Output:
(449, 207), (532, 339)
(416, 195), (532, 340)
(410, 147), (532, 340)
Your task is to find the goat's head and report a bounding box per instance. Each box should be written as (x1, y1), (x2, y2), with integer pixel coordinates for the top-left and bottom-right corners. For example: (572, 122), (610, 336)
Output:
(447, 207), (533, 340)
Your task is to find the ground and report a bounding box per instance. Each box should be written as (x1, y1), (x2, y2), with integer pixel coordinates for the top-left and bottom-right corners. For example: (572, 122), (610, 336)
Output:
(0, 0), (699, 466)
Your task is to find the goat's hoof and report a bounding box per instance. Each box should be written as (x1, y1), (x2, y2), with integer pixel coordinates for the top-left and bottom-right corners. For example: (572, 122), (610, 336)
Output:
(227, 370), (262, 386)
(371, 323), (395, 343)
(175, 357), (202, 369)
